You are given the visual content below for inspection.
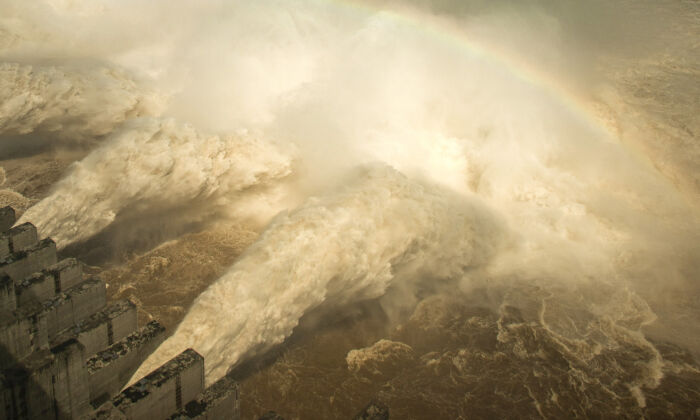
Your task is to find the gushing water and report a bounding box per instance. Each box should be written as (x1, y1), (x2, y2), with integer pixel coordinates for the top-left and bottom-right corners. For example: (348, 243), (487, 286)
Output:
(2, 0), (699, 406)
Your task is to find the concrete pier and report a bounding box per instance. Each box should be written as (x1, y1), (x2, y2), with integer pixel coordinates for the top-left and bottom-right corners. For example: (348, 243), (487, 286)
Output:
(0, 206), (241, 419)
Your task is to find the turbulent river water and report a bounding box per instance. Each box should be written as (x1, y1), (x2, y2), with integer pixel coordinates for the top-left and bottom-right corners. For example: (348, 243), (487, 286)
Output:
(1, 0), (699, 418)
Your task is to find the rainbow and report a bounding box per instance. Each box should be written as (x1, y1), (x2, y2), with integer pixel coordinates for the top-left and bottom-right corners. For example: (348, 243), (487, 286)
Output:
(319, 0), (616, 138)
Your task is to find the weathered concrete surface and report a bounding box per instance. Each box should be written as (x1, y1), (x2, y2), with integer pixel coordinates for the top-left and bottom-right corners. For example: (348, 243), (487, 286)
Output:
(51, 339), (92, 419)
(0, 207), (15, 233)
(87, 321), (166, 405)
(112, 349), (204, 420)
(0, 238), (57, 283)
(84, 401), (128, 420)
(0, 307), (48, 368)
(108, 300), (138, 346)
(1, 349), (58, 419)
(0, 278), (108, 367)
(0, 236), (8, 261)
(1, 340), (91, 420)
(174, 376), (240, 419)
(1, 207), (240, 419)
(1, 223), (38, 254)
(53, 300), (138, 359)
(15, 271), (54, 306)
(45, 278), (107, 339)
(48, 258), (83, 293)
(0, 274), (16, 312)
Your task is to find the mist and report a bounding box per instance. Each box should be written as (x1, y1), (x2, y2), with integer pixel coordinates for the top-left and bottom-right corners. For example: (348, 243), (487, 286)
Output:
(2, 0), (699, 406)
(133, 165), (507, 381)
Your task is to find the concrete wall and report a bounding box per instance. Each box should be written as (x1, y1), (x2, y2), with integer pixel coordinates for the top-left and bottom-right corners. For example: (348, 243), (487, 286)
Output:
(113, 349), (204, 420)
(0, 349), (59, 420)
(0, 236), (9, 261)
(0, 239), (57, 284)
(110, 302), (138, 345)
(0, 207), (14, 233)
(1, 209), (236, 420)
(0, 275), (16, 313)
(3, 223), (38, 253)
(78, 321), (110, 360)
(48, 258), (83, 293)
(182, 376), (240, 420)
(45, 279), (107, 339)
(52, 300), (139, 360)
(0, 377), (13, 420)
(51, 339), (91, 419)
(195, 393), (240, 420)
(47, 291), (77, 339)
(87, 321), (166, 405)
(15, 271), (55, 306)
(180, 354), (206, 411)
(0, 311), (48, 369)
(86, 401), (128, 419)
(22, 351), (57, 420)
(79, 302), (138, 358)
(121, 373), (178, 420)
(1, 341), (92, 420)
(88, 347), (141, 407)
(69, 279), (107, 322)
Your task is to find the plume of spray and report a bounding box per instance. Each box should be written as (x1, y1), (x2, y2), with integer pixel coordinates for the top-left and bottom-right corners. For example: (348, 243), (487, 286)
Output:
(4, 0), (699, 390)
(19, 118), (295, 247)
(0, 62), (163, 144)
(1, 1), (168, 147)
(133, 165), (507, 383)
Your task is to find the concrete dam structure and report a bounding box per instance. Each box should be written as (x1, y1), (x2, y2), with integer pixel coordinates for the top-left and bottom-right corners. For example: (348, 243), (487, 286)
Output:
(0, 206), (240, 419)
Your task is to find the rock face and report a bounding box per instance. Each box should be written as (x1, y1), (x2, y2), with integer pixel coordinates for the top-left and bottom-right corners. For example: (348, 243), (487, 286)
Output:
(0, 206), (241, 419)
(354, 401), (390, 420)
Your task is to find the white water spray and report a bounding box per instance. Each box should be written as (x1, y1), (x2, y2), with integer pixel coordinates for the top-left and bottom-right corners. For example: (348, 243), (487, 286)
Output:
(0, 62), (163, 143)
(2, 0), (699, 399)
(20, 118), (294, 246)
(134, 165), (506, 383)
